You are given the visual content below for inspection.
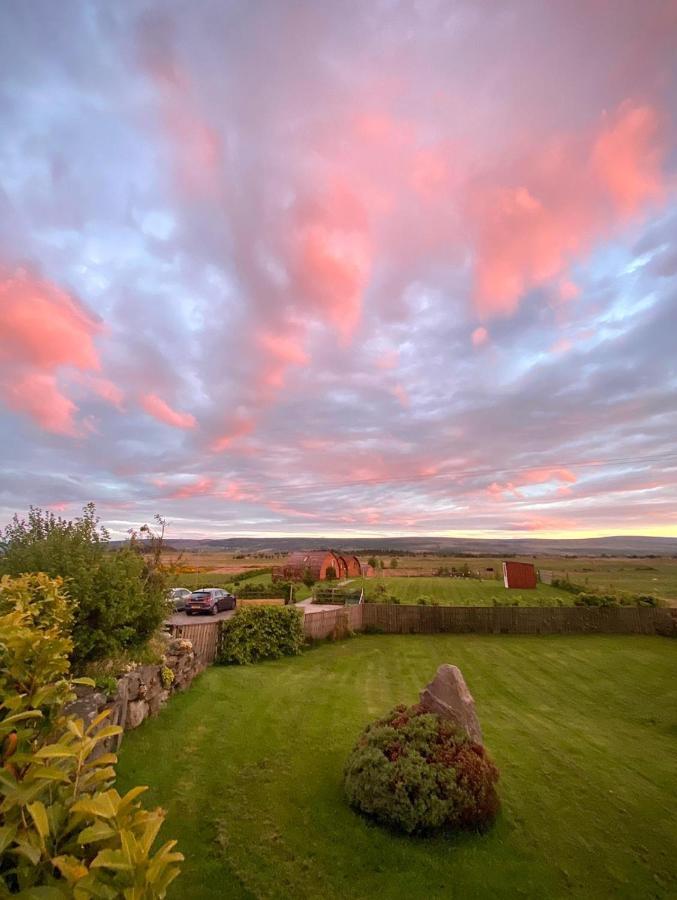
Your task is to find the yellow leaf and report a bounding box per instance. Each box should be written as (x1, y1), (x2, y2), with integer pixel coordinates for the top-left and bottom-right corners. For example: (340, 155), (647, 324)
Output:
(27, 800), (50, 840)
(86, 708), (114, 733)
(66, 719), (84, 739)
(72, 791), (118, 819)
(52, 854), (89, 883)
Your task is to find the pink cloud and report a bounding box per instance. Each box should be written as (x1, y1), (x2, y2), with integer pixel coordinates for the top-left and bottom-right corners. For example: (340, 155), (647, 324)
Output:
(5, 373), (79, 436)
(256, 331), (309, 390)
(170, 477), (215, 499)
(471, 326), (489, 347)
(211, 415), (255, 452)
(84, 375), (125, 410)
(140, 393), (197, 429)
(592, 102), (664, 216)
(0, 269), (103, 433)
(550, 338), (572, 354)
(468, 101), (667, 319)
(376, 350), (399, 370)
(392, 383), (409, 408)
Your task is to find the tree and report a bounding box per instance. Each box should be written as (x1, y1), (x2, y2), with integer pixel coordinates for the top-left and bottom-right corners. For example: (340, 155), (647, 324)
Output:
(390, 558), (399, 569)
(0, 504), (167, 666)
(367, 556), (377, 569)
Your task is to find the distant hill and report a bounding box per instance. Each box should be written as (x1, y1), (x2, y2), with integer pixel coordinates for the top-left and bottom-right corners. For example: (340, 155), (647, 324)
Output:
(111, 535), (677, 557)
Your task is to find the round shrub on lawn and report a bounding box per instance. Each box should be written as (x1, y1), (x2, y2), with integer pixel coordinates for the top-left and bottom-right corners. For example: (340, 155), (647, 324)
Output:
(344, 703), (500, 834)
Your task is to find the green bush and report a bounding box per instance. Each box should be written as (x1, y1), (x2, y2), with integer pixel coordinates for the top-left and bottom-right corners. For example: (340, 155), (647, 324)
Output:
(0, 504), (167, 666)
(0, 573), (182, 895)
(574, 592), (620, 608)
(344, 704), (500, 834)
(218, 606), (305, 665)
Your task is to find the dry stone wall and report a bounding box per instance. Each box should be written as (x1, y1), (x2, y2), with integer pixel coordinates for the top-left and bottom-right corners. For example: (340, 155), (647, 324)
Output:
(65, 634), (205, 749)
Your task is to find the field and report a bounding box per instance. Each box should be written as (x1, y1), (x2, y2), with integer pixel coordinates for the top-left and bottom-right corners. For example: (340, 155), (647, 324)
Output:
(361, 576), (570, 605)
(116, 634), (677, 899)
(163, 551), (677, 603)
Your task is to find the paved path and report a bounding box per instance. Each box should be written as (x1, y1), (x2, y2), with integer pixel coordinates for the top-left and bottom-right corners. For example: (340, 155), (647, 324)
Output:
(297, 599), (342, 614)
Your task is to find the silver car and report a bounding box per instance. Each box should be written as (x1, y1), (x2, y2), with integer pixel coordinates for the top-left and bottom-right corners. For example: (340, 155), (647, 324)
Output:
(167, 587), (192, 612)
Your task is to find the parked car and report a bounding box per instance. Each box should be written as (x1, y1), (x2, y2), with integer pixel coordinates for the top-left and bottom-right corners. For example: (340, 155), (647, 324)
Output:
(167, 587), (192, 611)
(185, 588), (236, 616)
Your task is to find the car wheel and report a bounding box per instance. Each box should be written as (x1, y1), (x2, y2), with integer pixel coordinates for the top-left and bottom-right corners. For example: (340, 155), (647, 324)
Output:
(211, 604), (218, 616)
(186, 611), (193, 616)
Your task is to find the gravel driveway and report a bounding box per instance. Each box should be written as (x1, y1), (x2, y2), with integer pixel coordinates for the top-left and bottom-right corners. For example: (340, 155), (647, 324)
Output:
(168, 609), (236, 626)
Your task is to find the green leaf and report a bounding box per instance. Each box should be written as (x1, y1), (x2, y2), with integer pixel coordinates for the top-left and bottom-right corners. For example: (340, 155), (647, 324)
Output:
(0, 823), (18, 854)
(90, 847), (134, 871)
(32, 766), (70, 783)
(71, 677), (96, 687)
(77, 821), (115, 845)
(1, 710), (43, 725)
(14, 837), (42, 865)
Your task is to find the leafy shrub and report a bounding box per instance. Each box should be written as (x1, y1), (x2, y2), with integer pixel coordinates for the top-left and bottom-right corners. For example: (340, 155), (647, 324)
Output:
(416, 595), (430, 606)
(344, 704), (500, 834)
(551, 578), (585, 594)
(218, 606), (305, 665)
(160, 665), (175, 688)
(0, 573), (182, 895)
(0, 504), (167, 666)
(574, 592), (620, 608)
(94, 674), (118, 696)
(237, 581), (295, 600)
(635, 594), (659, 607)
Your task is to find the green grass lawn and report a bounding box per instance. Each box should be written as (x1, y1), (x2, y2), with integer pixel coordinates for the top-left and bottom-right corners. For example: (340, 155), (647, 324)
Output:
(116, 635), (677, 899)
(361, 576), (572, 606)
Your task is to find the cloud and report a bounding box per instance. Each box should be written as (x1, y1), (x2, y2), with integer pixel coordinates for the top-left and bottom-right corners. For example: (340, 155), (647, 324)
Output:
(0, 1), (676, 537)
(471, 327), (489, 347)
(0, 269), (102, 433)
(468, 102), (668, 319)
(140, 393), (197, 429)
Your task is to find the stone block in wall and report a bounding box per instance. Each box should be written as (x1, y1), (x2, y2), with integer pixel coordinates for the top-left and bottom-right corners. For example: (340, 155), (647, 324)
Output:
(148, 689), (170, 716)
(126, 699), (149, 729)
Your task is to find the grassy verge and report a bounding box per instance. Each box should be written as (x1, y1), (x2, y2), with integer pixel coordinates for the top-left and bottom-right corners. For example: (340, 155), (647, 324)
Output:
(116, 634), (677, 899)
(362, 576), (573, 605)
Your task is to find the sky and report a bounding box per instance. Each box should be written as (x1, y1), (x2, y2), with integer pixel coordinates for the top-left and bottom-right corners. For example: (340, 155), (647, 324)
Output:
(1, 0), (676, 540)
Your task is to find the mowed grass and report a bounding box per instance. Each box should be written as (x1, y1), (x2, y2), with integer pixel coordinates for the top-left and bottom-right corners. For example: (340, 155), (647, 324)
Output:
(361, 576), (572, 606)
(116, 635), (677, 899)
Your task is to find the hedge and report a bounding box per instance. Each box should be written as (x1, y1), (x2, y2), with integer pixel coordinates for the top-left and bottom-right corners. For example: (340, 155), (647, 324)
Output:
(218, 606), (305, 665)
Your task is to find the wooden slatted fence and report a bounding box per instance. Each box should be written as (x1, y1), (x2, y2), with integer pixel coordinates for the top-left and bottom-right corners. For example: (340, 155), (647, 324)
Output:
(303, 604), (364, 640)
(168, 621), (221, 663)
(361, 604), (676, 635)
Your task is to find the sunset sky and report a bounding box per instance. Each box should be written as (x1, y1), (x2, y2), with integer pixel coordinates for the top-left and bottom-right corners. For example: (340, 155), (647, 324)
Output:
(1, 1), (676, 539)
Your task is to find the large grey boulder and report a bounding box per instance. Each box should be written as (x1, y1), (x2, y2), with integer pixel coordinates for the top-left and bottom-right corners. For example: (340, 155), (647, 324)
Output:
(419, 664), (483, 744)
